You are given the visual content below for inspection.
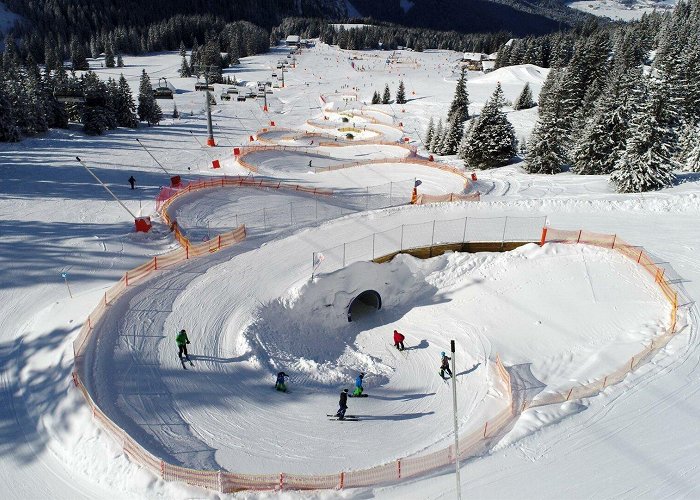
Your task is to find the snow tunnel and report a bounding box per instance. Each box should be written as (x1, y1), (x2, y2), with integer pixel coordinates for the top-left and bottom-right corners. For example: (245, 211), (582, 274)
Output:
(347, 290), (382, 322)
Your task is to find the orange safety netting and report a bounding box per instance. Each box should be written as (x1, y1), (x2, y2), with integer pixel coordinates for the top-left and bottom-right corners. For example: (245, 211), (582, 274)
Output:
(71, 224), (681, 493)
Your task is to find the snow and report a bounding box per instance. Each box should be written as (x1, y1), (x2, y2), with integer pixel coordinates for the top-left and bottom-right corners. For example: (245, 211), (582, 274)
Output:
(1, 40), (699, 499)
(568, 0), (677, 20)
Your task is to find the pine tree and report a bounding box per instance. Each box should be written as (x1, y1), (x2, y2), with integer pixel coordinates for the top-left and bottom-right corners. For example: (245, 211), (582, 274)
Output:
(525, 91), (569, 175)
(137, 69), (162, 126)
(572, 67), (641, 175)
(382, 84), (391, 104)
(179, 41), (187, 58)
(371, 90), (380, 104)
(461, 87), (516, 169)
(70, 38), (89, 71)
(0, 82), (21, 141)
(396, 80), (406, 104)
(180, 55), (192, 78)
(172, 102), (180, 119)
(115, 74), (138, 128)
(81, 71), (113, 135)
(514, 83), (535, 110)
(430, 118), (443, 153)
(490, 82), (507, 109)
(610, 82), (675, 193)
(105, 45), (115, 68)
(447, 68), (469, 124)
(424, 117), (434, 147)
(117, 54), (124, 67)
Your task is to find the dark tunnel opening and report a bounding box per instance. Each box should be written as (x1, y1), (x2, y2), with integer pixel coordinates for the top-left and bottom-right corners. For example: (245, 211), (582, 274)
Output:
(347, 290), (382, 322)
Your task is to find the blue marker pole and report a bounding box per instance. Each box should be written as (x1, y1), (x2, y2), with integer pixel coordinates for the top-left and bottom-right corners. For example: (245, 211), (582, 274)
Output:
(62, 272), (73, 298)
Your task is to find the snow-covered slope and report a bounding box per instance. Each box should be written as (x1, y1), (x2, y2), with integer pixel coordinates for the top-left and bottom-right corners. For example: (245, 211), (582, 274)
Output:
(0, 41), (698, 499)
(567, 0), (677, 20)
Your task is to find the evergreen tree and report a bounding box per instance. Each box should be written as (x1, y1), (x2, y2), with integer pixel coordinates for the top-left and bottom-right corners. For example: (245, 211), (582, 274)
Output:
(70, 38), (89, 71)
(396, 80), (406, 104)
(461, 88), (516, 169)
(525, 94), (569, 175)
(0, 81), (21, 141)
(430, 118), (443, 153)
(179, 41), (187, 58)
(441, 116), (464, 155)
(572, 67), (642, 175)
(514, 82), (535, 110)
(681, 126), (700, 172)
(610, 81), (675, 193)
(117, 54), (124, 67)
(371, 90), (380, 104)
(447, 68), (469, 124)
(115, 74), (138, 128)
(105, 45), (115, 68)
(172, 102), (180, 119)
(382, 84), (391, 104)
(180, 54), (192, 77)
(137, 69), (162, 125)
(81, 71), (114, 135)
(424, 117), (434, 147)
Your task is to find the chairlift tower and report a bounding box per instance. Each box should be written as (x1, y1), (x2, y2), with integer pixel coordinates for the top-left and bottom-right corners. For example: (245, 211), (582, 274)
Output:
(194, 65), (218, 147)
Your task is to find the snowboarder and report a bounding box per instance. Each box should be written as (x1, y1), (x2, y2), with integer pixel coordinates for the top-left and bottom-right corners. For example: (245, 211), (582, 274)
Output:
(176, 329), (190, 359)
(308, 159), (312, 168)
(353, 372), (365, 396)
(335, 388), (349, 419)
(440, 352), (452, 379)
(393, 329), (405, 351)
(128, 175), (136, 190)
(275, 371), (289, 392)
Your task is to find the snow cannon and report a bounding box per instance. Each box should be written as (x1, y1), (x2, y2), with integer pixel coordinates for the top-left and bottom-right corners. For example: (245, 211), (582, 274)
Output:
(471, 172), (478, 182)
(212, 159), (221, 169)
(233, 147), (241, 156)
(134, 216), (152, 233)
(206, 137), (216, 147)
(170, 175), (182, 188)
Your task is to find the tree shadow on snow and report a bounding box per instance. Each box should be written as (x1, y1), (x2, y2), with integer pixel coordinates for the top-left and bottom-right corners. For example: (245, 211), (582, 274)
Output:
(353, 411), (435, 421)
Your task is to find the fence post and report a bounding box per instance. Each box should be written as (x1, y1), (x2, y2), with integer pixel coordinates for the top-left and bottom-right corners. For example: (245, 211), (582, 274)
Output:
(339, 471), (345, 489)
(279, 473), (284, 490)
(397, 459), (402, 479)
(218, 470), (223, 493)
(630, 356), (635, 370)
(104, 292), (108, 306)
(263, 208), (267, 230)
(154, 256), (158, 270)
(400, 225), (404, 250)
(218, 235), (222, 250)
(160, 460), (165, 479)
(611, 234), (617, 249)
(501, 217), (508, 249)
(389, 182), (393, 206)
(462, 217), (468, 243)
(577, 230), (582, 243)
(372, 233), (376, 259)
(539, 226), (548, 246)
(125, 272), (129, 286)
(186, 245), (189, 259)
(602, 376), (608, 389)
(483, 422), (488, 438)
(431, 220), (436, 251)
(290, 202), (293, 225)
(637, 249), (643, 263)
(566, 387), (574, 401)
(343, 243), (346, 268)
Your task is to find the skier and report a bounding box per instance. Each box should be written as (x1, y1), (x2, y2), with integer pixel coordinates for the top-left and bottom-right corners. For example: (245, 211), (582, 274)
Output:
(128, 175), (136, 190)
(176, 329), (190, 359)
(440, 352), (452, 380)
(353, 372), (365, 396)
(308, 159), (312, 168)
(335, 388), (349, 419)
(275, 371), (289, 392)
(393, 329), (405, 351)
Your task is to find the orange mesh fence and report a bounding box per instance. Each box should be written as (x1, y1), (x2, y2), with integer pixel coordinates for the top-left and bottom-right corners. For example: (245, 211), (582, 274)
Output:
(527, 227), (681, 409)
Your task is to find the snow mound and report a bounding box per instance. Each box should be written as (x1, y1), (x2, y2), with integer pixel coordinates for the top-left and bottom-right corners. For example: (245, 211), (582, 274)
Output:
(471, 64), (549, 85)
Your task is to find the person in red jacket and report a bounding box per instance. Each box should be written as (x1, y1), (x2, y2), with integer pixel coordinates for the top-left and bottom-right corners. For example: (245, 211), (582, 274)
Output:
(393, 329), (405, 351)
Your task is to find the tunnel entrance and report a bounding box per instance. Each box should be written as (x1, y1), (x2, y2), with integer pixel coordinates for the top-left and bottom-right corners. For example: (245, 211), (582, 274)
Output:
(347, 290), (382, 322)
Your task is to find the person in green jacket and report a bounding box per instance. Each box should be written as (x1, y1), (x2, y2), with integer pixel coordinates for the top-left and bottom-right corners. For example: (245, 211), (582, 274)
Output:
(176, 329), (190, 359)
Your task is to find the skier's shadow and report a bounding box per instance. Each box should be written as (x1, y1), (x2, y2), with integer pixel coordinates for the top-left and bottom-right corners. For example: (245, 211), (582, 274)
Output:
(403, 339), (429, 351)
(354, 411), (435, 421)
(456, 363), (481, 377)
(188, 352), (252, 364)
(370, 392), (435, 401)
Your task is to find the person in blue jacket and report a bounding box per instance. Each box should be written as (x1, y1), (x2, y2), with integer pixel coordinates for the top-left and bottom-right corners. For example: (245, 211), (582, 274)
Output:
(352, 372), (365, 396)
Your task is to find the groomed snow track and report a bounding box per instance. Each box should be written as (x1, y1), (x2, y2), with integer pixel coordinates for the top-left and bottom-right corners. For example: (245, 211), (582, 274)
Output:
(70, 104), (684, 494)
